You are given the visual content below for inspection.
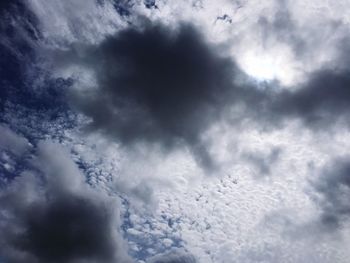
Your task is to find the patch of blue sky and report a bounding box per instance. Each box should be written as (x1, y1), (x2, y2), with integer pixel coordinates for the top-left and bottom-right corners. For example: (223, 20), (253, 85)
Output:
(121, 198), (186, 261)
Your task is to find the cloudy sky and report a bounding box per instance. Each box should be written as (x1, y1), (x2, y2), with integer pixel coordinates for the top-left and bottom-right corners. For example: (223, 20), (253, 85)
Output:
(1, 0), (350, 262)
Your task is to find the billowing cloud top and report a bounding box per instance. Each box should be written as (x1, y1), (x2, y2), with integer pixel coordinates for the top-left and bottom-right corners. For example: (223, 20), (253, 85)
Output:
(68, 22), (247, 170)
(0, 141), (132, 263)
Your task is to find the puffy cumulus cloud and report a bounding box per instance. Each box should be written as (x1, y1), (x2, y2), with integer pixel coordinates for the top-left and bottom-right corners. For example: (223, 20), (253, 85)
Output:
(147, 248), (196, 263)
(200, 0), (350, 86)
(54, 18), (350, 175)
(0, 125), (32, 185)
(66, 22), (267, 171)
(23, 0), (350, 169)
(0, 141), (132, 263)
(0, 125), (31, 156)
(312, 158), (350, 230)
(26, 0), (124, 46)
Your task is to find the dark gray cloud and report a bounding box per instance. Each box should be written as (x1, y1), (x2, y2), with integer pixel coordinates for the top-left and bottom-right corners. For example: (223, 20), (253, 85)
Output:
(0, 141), (132, 263)
(69, 22), (263, 170)
(254, 2), (350, 130)
(312, 158), (350, 230)
(272, 69), (350, 128)
(63, 19), (350, 173)
(12, 196), (117, 262)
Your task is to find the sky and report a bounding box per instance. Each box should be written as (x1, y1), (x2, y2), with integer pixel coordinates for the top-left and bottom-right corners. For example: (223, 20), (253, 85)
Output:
(1, 0), (350, 262)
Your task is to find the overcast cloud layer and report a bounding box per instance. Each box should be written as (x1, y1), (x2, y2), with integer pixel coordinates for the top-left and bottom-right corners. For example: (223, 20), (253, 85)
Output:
(1, 0), (350, 262)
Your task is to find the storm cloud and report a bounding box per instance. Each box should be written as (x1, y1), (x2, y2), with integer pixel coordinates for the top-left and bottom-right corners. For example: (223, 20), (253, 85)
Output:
(272, 69), (350, 128)
(66, 22), (270, 170)
(0, 141), (131, 263)
(66, 19), (350, 173)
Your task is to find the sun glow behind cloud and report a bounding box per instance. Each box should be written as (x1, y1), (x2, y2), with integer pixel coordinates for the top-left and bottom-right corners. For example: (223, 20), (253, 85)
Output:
(241, 53), (278, 81)
(238, 47), (300, 86)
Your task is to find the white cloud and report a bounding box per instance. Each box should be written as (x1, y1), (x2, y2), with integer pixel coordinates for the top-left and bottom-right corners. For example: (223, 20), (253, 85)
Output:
(0, 125), (31, 156)
(27, 0), (125, 47)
